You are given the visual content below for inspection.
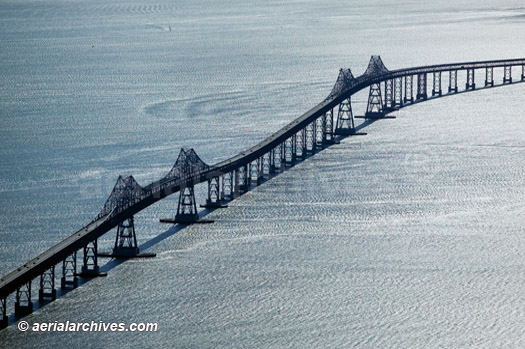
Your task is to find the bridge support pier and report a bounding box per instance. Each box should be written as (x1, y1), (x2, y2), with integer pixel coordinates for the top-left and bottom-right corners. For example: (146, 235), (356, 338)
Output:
(311, 121), (318, 152)
(291, 134), (298, 163)
(321, 112), (327, 146)
(239, 164), (249, 192)
(305, 122), (316, 153)
(301, 128), (307, 158)
(80, 240), (102, 276)
(449, 70), (458, 93)
(112, 217), (140, 256)
(61, 251), (78, 289)
(416, 73), (427, 100)
(249, 160), (262, 186)
(1, 297), (7, 329)
(404, 75), (413, 103)
(15, 280), (32, 316)
(485, 67), (494, 87)
(466, 68), (475, 90)
(262, 153), (271, 178)
(365, 82), (384, 118)
(315, 118), (324, 149)
(278, 142), (286, 169)
(394, 77), (403, 107)
(222, 172), (234, 200)
(503, 65), (512, 83)
(522, 65), (524, 81)
(335, 97), (356, 134)
(39, 265), (56, 302)
(202, 176), (227, 208)
(325, 109), (336, 143)
(268, 150), (276, 174)
(432, 72), (442, 96)
(175, 184), (200, 223)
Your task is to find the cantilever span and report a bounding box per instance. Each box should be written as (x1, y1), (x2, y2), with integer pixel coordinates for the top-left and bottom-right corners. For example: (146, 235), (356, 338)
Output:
(1, 56), (524, 329)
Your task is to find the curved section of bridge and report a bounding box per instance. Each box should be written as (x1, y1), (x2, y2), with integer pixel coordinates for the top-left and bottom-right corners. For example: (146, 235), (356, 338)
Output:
(1, 56), (524, 328)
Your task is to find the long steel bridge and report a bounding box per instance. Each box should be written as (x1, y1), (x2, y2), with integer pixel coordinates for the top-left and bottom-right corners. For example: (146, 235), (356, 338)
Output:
(1, 56), (524, 329)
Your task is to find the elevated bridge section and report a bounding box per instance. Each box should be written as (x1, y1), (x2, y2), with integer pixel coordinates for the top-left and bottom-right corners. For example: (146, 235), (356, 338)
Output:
(1, 56), (524, 329)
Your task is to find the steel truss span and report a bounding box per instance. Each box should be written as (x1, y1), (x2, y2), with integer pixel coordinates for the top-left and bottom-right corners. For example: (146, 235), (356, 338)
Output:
(1, 56), (524, 328)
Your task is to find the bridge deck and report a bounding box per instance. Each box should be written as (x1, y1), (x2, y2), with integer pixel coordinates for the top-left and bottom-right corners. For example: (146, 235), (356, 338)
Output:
(1, 57), (524, 299)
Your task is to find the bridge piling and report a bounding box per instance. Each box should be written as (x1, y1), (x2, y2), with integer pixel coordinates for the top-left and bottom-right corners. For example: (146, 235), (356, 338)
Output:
(325, 109), (334, 143)
(291, 134), (298, 163)
(269, 150), (276, 174)
(365, 83), (384, 118)
(15, 280), (32, 316)
(61, 251), (78, 289)
(1, 297), (7, 329)
(222, 172), (234, 199)
(335, 98), (356, 134)
(466, 68), (475, 90)
(39, 265), (56, 302)
(394, 77), (403, 107)
(175, 184), (200, 223)
(416, 73), (427, 100)
(321, 112), (327, 146)
(234, 168), (241, 196)
(300, 128), (307, 158)
(449, 70), (458, 93)
(503, 65), (512, 83)
(315, 117), (324, 148)
(384, 79), (394, 111)
(404, 75), (413, 103)
(311, 121), (318, 153)
(80, 240), (100, 276)
(485, 67), (494, 87)
(522, 65), (524, 81)
(111, 217), (140, 256)
(432, 72), (442, 96)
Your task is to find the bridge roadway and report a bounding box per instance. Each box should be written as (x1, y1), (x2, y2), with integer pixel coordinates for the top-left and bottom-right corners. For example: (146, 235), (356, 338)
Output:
(1, 57), (525, 300)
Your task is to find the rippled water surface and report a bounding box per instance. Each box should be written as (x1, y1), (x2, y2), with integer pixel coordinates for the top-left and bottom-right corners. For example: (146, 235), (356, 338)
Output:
(1, 0), (525, 347)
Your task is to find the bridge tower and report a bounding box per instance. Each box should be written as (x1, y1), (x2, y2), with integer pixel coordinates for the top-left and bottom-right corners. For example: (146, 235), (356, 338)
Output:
(335, 97), (356, 134)
(365, 83), (384, 118)
(39, 266), (56, 302)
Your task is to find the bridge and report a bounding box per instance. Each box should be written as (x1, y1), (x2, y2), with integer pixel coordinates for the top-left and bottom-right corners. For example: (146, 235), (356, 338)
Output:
(1, 56), (524, 329)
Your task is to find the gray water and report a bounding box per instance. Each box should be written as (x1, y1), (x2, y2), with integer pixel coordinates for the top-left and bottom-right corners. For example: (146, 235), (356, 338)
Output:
(1, 0), (525, 347)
